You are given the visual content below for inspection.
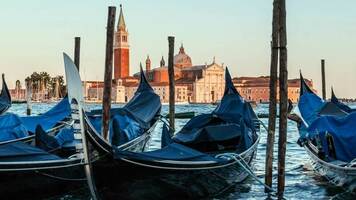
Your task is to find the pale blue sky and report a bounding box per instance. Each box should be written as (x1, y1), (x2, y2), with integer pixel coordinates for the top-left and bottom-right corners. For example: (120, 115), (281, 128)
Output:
(1, 0), (356, 98)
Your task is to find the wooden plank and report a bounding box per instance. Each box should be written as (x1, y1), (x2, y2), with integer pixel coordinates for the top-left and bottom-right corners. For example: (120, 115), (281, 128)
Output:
(102, 6), (116, 140)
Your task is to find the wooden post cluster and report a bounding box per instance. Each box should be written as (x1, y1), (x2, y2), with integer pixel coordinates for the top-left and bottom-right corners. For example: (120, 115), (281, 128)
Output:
(265, 0), (280, 191)
(321, 59), (326, 100)
(265, 0), (288, 197)
(102, 6), (116, 140)
(74, 37), (81, 70)
(168, 36), (175, 131)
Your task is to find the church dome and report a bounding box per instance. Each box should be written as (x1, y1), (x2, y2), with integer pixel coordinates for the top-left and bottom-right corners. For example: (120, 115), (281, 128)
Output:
(174, 44), (192, 68)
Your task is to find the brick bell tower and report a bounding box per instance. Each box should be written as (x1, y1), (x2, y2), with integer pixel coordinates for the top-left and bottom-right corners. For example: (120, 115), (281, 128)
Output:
(114, 4), (130, 79)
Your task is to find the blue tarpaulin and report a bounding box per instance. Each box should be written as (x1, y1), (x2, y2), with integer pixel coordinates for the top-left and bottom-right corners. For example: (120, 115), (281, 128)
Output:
(0, 97), (71, 143)
(21, 97), (71, 133)
(298, 92), (324, 125)
(0, 113), (28, 142)
(0, 142), (60, 162)
(173, 68), (256, 150)
(88, 67), (161, 146)
(297, 74), (356, 162)
(306, 113), (356, 162)
(331, 88), (356, 113)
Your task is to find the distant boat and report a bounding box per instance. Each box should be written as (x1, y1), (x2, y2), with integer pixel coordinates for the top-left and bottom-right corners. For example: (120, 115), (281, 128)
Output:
(162, 101), (189, 105)
(292, 73), (356, 189)
(213, 99), (257, 108)
(11, 100), (27, 104)
(0, 74), (11, 114)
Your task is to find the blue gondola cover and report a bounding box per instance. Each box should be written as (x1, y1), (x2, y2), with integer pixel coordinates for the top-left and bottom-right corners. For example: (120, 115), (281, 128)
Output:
(331, 88), (356, 113)
(88, 66), (161, 145)
(0, 113), (28, 142)
(0, 142), (60, 162)
(297, 73), (356, 162)
(20, 97), (71, 133)
(173, 68), (256, 149)
(0, 97), (71, 142)
(306, 113), (356, 162)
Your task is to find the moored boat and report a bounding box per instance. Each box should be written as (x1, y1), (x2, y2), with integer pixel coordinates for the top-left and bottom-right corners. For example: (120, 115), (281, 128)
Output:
(0, 53), (162, 199)
(292, 73), (356, 189)
(0, 74), (11, 115)
(86, 68), (261, 199)
(331, 87), (356, 113)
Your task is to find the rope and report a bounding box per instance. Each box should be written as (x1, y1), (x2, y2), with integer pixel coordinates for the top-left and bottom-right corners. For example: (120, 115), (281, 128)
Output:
(159, 116), (175, 131)
(215, 153), (275, 193)
(259, 120), (269, 132)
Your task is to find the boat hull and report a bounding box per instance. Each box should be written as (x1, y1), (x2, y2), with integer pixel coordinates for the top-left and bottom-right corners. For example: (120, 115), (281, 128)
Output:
(90, 133), (259, 199)
(305, 142), (356, 190)
(0, 162), (85, 199)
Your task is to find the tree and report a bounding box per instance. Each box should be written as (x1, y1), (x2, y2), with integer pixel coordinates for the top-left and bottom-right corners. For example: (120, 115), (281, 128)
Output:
(25, 71), (66, 99)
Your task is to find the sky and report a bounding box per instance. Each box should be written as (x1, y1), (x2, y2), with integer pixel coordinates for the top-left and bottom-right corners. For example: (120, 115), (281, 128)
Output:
(1, 0), (356, 98)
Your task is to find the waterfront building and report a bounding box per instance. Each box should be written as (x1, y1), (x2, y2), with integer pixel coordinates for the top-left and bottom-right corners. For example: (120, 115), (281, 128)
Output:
(9, 80), (26, 101)
(142, 45), (225, 103)
(233, 76), (315, 103)
(125, 82), (188, 103)
(84, 80), (125, 103)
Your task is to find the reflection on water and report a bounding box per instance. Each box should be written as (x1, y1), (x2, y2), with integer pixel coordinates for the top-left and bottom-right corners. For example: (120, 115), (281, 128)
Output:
(8, 103), (356, 199)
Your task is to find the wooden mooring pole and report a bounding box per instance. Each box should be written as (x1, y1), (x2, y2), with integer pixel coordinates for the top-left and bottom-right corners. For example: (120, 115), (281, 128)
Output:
(26, 79), (32, 115)
(277, 0), (288, 197)
(265, 0), (279, 192)
(321, 59), (326, 100)
(74, 37), (81, 70)
(102, 6), (116, 140)
(168, 36), (175, 131)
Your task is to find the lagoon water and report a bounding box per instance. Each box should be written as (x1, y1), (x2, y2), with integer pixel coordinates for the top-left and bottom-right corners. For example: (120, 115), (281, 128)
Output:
(8, 103), (356, 199)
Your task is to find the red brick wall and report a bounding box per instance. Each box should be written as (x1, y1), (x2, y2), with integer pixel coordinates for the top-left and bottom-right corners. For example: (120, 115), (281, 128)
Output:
(153, 69), (169, 83)
(114, 48), (130, 79)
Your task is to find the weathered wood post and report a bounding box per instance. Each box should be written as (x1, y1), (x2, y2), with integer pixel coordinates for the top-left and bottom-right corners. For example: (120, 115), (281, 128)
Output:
(102, 6), (116, 140)
(74, 37), (81, 70)
(168, 36), (175, 131)
(277, 0), (288, 197)
(265, 0), (280, 192)
(321, 59), (326, 100)
(26, 79), (32, 115)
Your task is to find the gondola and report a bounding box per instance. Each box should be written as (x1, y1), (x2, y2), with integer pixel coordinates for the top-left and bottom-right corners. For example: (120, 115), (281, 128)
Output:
(0, 54), (94, 199)
(0, 74), (11, 115)
(85, 68), (261, 199)
(331, 87), (356, 113)
(0, 53), (161, 199)
(292, 73), (356, 189)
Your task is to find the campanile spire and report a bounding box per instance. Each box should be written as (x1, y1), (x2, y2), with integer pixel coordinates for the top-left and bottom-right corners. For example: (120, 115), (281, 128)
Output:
(114, 4), (130, 79)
